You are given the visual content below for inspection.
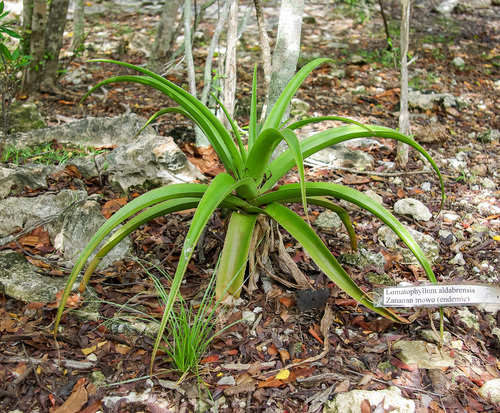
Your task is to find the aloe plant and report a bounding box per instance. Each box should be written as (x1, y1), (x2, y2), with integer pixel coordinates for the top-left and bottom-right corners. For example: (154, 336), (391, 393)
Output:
(54, 58), (445, 373)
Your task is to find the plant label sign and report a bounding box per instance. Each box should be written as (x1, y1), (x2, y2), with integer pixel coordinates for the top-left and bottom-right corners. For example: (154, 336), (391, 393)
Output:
(374, 284), (500, 308)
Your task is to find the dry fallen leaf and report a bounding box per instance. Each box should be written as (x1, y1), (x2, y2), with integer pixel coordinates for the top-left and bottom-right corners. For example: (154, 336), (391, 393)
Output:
(52, 377), (88, 413)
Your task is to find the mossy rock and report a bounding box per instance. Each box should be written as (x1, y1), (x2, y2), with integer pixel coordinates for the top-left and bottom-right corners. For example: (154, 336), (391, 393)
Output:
(1, 101), (47, 135)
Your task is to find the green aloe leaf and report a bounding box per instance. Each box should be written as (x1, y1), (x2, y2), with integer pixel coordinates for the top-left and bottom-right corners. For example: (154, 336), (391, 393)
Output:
(262, 125), (445, 207)
(263, 202), (406, 323)
(54, 183), (209, 335)
(248, 64), (258, 150)
(262, 58), (333, 130)
(257, 182), (437, 283)
(82, 59), (245, 178)
(150, 173), (257, 374)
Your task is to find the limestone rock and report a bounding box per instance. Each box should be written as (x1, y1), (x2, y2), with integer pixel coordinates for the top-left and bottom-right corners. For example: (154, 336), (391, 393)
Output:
(392, 340), (455, 369)
(0, 250), (70, 302)
(477, 129), (500, 143)
(101, 133), (204, 193)
(479, 379), (500, 404)
(378, 225), (440, 265)
(394, 198), (432, 221)
(310, 146), (374, 170)
(339, 248), (386, 270)
(315, 211), (343, 229)
(323, 386), (415, 413)
(0, 163), (59, 199)
(0, 189), (130, 268)
(408, 91), (458, 111)
(452, 56), (466, 69)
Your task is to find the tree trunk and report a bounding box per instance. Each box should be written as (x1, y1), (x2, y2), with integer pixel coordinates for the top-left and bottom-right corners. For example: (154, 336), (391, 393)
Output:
(253, 0), (271, 121)
(395, 0), (412, 167)
(21, 0), (33, 56)
(71, 0), (85, 53)
(265, 0), (305, 160)
(149, 0), (182, 69)
(265, 0), (304, 120)
(222, 0), (238, 129)
(23, 0), (47, 92)
(43, 0), (70, 90)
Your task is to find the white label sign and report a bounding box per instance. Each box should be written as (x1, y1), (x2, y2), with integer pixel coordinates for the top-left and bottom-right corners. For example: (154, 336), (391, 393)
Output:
(374, 284), (500, 308)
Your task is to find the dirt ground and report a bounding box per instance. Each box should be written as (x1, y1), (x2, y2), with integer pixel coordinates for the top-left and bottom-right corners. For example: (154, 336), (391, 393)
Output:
(1, 1), (500, 412)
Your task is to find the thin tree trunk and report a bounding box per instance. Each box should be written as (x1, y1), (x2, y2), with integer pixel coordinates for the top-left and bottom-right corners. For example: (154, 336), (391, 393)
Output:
(253, 0), (271, 121)
(71, 0), (85, 53)
(396, 0), (412, 167)
(24, 0), (47, 92)
(200, 0), (231, 106)
(222, 0), (238, 129)
(149, 0), (182, 69)
(21, 0), (33, 56)
(43, 0), (70, 90)
(265, 0), (305, 159)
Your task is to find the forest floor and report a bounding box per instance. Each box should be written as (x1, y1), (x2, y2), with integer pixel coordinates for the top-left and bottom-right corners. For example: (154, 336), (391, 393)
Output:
(1, 1), (500, 412)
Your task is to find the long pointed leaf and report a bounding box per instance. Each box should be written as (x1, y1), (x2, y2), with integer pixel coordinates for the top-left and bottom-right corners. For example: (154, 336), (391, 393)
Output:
(262, 58), (332, 130)
(82, 75), (240, 177)
(83, 59), (245, 177)
(262, 125), (445, 209)
(285, 116), (374, 132)
(248, 64), (258, 150)
(54, 183), (209, 335)
(263, 203), (406, 322)
(257, 182), (437, 283)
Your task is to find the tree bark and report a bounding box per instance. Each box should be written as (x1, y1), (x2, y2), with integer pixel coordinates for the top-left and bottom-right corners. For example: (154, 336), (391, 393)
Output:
(21, 0), (33, 56)
(149, 0), (182, 69)
(23, 0), (47, 92)
(43, 0), (70, 90)
(265, 0), (304, 121)
(222, 0), (238, 129)
(253, 0), (271, 121)
(395, 0), (412, 167)
(265, 0), (305, 159)
(71, 0), (85, 53)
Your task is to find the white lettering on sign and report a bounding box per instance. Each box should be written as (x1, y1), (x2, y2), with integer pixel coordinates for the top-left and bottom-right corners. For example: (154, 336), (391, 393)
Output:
(374, 284), (500, 308)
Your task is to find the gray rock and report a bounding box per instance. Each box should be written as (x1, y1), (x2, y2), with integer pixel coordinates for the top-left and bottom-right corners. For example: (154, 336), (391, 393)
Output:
(457, 308), (480, 330)
(364, 189), (384, 205)
(0, 250), (71, 302)
(217, 376), (236, 386)
(477, 129), (500, 143)
(479, 379), (500, 404)
(421, 329), (452, 343)
(330, 69), (346, 78)
(1, 101), (47, 135)
(392, 340), (455, 369)
(452, 56), (466, 69)
(481, 178), (496, 189)
(435, 0), (458, 13)
(291, 98), (310, 114)
(339, 248), (386, 270)
(0, 189), (130, 268)
(6, 114), (150, 149)
(315, 211), (343, 229)
(0, 163), (59, 199)
(378, 225), (440, 265)
(311, 146), (374, 170)
(102, 133), (203, 193)
(394, 198), (432, 221)
(450, 252), (466, 265)
(124, 32), (152, 57)
(323, 386), (415, 413)
(408, 91), (458, 111)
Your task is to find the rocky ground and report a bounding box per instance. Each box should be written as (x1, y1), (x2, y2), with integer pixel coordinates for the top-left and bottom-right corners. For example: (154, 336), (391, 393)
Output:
(1, 0), (500, 412)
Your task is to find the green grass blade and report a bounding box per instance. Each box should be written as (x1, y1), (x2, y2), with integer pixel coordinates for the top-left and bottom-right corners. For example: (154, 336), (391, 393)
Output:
(150, 173), (257, 374)
(262, 125), (445, 207)
(285, 116), (374, 132)
(263, 202), (406, 322)
(262, 58), (333, 130)
(248, 64), (258, 150)
(258, 182), (437, 283)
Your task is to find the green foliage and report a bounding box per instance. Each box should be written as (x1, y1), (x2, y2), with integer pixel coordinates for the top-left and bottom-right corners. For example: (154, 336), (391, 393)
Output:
(54, 58), (445, 375)
(1, 142), (107, 165)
